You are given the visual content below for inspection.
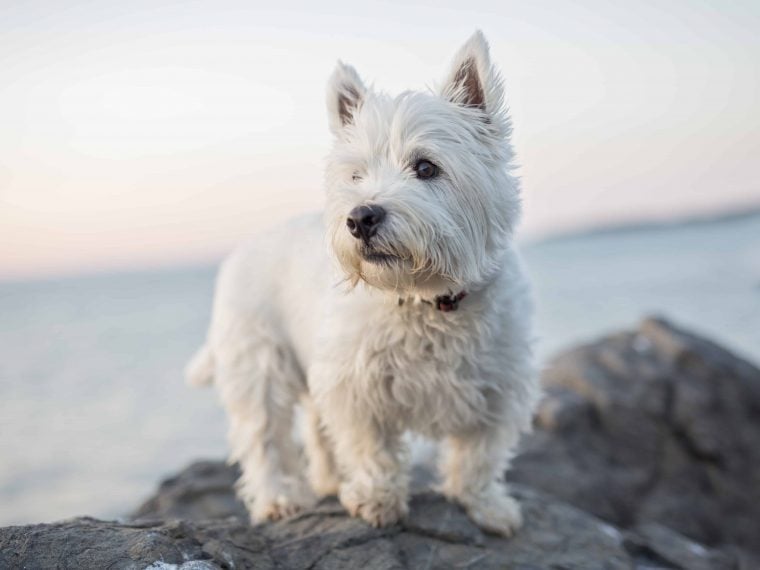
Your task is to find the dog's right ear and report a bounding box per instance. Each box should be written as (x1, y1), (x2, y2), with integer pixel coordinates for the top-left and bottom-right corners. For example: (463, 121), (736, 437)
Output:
(441, 31), (504, 119)
(327, 61), (366, 136)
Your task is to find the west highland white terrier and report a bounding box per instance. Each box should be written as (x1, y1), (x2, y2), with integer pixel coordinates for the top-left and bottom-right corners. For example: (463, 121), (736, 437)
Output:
(187, 31), (540, 536)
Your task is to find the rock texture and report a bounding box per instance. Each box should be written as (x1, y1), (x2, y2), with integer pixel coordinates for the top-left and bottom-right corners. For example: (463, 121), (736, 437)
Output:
(0, 469), (736, 570)
(511, 316), (760, 556)
(1, 316), (759, 569)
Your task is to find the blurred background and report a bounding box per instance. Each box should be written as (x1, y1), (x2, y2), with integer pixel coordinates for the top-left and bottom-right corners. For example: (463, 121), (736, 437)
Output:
(1, 0), (758, 526)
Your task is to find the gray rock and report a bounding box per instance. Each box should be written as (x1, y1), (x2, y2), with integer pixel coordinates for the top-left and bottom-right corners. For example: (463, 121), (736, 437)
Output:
(2, 460), (739, 570)
(0, 517), (277, 570)
(511, 316), (760, 556)
(623, 523), (737, 570)
(132, 460), (246, 522)
(1, 316), (756, 569)
(0, 483), (639, 569)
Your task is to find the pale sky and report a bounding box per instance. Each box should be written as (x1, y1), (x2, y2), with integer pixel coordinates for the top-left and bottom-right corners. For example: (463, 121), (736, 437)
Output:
(1, 0), (759, 280)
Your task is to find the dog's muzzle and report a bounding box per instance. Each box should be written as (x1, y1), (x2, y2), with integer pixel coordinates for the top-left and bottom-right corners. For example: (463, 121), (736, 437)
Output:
(346, 205), (386, 243)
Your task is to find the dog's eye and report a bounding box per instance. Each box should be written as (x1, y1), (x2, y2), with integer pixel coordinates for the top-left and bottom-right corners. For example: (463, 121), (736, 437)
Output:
(414, 160), (438, 180)
(352, 172), (363, 182)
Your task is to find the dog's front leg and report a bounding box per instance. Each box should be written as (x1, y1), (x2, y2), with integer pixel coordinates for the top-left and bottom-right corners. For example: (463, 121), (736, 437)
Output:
(438, 423), (523, 537)
(336, 421), (409, 527)
(317, 390), (409, 527)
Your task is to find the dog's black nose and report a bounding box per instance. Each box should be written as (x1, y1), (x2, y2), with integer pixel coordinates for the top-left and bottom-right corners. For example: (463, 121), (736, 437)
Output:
(346, 205), (386, 241)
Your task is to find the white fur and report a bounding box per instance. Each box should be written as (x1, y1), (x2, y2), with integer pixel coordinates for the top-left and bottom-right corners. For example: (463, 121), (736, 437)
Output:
(187, 31), (540, 536)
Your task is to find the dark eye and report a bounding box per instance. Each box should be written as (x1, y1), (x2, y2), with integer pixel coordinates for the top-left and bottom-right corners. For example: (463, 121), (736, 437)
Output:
(414, 160), (438, 180)
(352, 171), (362, 182)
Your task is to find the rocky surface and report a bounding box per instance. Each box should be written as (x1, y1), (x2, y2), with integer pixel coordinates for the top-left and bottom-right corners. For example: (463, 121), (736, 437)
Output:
(0, 469), (736, 570)
(1, 316), (759, 569)
(511, 316), (760, 556)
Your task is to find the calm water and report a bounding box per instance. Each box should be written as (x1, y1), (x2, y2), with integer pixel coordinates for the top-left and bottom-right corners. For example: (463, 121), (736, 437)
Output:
(1, 215), (759, 525)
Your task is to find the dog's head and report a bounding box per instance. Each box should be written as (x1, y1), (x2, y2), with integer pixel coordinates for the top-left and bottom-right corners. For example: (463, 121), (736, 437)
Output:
(325, 31), (520, 297)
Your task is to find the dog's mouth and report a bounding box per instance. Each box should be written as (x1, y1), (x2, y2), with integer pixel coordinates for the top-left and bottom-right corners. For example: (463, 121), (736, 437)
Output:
(360, 246), (402, 266)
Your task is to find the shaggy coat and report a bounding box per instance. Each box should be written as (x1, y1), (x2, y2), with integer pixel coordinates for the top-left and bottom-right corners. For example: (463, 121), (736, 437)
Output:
(187, 31), (540, 536)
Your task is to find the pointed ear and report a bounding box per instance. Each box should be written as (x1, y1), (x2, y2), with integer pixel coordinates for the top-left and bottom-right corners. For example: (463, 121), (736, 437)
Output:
(441, 31), (504, 115)
(326, 61), (367, 135)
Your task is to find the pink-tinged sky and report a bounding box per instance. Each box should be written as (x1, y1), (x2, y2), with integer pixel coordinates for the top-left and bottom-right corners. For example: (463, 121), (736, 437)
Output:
(1, 0), (759, 281)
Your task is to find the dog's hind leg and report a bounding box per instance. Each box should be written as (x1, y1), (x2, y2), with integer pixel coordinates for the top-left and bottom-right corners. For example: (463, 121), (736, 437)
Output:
(213, 321), (314, 523)
(302, 396), (341, 497)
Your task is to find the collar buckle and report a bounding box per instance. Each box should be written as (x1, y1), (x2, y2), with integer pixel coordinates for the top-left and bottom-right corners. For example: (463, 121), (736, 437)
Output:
(435, 291), (467, 312)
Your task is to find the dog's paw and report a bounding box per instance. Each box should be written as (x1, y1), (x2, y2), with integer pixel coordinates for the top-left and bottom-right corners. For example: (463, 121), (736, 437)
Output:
(339, 480), (408, 527)
(344, 494), (409, 528)
(462, 492), (523, 537)
(251, 485), (316, 524)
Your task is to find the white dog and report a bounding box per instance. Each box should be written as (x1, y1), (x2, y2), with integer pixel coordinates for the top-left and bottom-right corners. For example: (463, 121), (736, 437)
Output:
(186, 31), (540, 536)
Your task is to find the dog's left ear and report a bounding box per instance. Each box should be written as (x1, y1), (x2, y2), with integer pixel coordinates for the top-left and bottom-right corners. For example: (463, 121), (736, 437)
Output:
(327, 61), (367, 136)
(441, 31), (504, 117)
